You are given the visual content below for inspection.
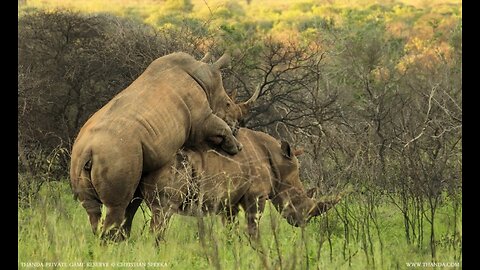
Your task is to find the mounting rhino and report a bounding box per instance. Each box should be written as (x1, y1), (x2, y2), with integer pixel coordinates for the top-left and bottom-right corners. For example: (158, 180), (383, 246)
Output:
(70, 52), (259, 241)
(139, 128), (341, 242)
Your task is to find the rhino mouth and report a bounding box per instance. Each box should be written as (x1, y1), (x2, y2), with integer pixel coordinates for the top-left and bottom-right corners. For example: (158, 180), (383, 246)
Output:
(284, 214), (306, 227)
(286, 217), (301, 227)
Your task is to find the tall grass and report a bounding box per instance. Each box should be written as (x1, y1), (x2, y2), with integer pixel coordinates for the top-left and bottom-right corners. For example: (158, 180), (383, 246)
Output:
(18, 181), (461, 269)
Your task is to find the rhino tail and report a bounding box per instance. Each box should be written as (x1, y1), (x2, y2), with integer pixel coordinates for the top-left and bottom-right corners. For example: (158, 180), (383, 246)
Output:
(84, 159), (92, 171)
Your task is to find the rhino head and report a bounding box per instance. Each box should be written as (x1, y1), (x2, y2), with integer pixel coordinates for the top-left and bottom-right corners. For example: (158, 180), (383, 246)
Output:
(199, 52), (260, 135)
(270, 141), (340, 227)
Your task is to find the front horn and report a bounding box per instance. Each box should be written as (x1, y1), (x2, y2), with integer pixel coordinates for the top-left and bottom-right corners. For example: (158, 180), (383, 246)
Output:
(239, 84), (261, 115)
(310, 196), (341, 217)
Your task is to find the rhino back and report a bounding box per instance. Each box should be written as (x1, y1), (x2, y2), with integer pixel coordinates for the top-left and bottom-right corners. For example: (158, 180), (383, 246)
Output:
(180, 129), (275, 206)
(74, 66), (213, 170)
(146, 52), (225, 103)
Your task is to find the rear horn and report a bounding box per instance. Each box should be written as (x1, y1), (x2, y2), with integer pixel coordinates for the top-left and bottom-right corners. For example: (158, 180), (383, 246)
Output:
(212, 52), (231, 69)
(200, 52), (212, 63)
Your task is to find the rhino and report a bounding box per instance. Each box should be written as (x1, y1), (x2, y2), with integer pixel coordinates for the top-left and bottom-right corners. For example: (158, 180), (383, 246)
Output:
(139, 128), (341, 242)
(70, 52), (259, 241)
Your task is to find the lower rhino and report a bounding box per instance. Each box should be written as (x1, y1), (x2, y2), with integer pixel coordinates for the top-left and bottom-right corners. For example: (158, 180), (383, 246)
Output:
(139, 128), (341, 242)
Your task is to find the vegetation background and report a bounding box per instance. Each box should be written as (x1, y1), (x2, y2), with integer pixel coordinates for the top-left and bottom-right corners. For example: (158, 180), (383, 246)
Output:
(18, 0), (461, 269)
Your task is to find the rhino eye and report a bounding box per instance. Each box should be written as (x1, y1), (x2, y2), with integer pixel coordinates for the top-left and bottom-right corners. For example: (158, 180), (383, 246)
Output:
(226, 102), (231, 107)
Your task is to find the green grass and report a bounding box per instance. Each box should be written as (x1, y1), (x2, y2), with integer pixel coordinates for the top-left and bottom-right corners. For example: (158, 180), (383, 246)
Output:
(18, 181), (461, 269)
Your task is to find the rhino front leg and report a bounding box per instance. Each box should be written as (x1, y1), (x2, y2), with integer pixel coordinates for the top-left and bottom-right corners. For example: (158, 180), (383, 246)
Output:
(242, 195), (267, 239)
(221, 205), (240, 227)
(149, 203), (176, 245)
(202, 114), (242, 154)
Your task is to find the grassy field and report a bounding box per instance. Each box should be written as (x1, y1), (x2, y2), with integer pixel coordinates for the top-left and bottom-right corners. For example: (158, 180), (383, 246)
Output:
(18, 181), (461, 269)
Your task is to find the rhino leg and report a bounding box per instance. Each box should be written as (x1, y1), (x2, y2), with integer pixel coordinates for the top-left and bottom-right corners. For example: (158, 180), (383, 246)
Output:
(101, 206), (128, 242)
(122, 193), (143, 237)
(242, 195), (267, 239)
(203, 114), (243, 154)
(150, 204), (175, 245)
(140, 180), (177, 245)
(143, 190), (176, 244)
(81, 199), (102, 235)
(90, 148), (143, 242)
(222, 205), (239, 226)
(74, 168), (103, 235)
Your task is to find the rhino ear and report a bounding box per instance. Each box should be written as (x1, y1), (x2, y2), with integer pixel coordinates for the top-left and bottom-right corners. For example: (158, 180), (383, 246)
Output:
(281, 141), (293, 159)
(293, 148), (304, 156)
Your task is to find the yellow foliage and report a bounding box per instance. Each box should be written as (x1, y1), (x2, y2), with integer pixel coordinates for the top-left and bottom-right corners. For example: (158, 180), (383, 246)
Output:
(269, 27), (301, 45)
(20, 0), (461, 75)
(398, 37), (454, 73)
(372, 66), (390, 82)
(404, 37), (427, 53)
(386, 21), (409, 39)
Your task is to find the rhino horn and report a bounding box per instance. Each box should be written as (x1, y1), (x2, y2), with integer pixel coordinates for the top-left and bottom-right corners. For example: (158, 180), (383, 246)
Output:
(309, 196), (341, 217)
(239, 84), (261, 115)
(212, 52), (231, 69)
(200, 52), (212, 63)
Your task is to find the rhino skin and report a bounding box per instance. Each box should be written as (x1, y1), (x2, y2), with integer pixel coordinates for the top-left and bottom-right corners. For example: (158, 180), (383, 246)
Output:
(70, 52), (258, 241)
(139, 128), (341, 242)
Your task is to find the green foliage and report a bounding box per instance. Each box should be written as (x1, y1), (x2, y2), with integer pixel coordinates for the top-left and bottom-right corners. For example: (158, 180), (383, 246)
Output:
(293, 1), (315, 13)
(164, 0), (193, 13)
(215, 0), (246, 19)
(219, 23), (246, 48)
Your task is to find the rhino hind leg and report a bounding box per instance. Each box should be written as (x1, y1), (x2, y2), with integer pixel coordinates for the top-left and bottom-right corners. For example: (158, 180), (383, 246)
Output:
(203, 114), (243, 155)
(75, 168), (103, 235)
(122, 194), (143, 237)
(82, 199), (102, 235)
(89, 147), (143, 243)
(101, 205), (128, 242)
